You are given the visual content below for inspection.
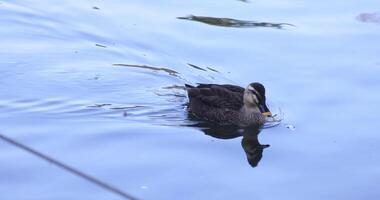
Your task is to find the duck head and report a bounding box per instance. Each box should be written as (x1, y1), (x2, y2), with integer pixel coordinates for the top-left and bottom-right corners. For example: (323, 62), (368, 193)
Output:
(243, 82), (272, 117)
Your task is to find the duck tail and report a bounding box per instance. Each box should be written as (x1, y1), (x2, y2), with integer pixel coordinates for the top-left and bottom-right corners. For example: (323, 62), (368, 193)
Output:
(185, 84), (195, 88)
(184, 84), (198, 98)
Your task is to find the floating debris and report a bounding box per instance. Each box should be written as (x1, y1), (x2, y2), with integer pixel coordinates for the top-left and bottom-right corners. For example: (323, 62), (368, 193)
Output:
(356, 12), (380, 24)
(95, 44), (107, 48)
(285, 124), (296, 131)
(113, 63), (180, 77)
(177, 15), (295, 29)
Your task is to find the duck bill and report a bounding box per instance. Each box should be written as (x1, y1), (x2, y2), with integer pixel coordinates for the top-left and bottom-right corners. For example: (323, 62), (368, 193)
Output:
(259, 103), (272, 117)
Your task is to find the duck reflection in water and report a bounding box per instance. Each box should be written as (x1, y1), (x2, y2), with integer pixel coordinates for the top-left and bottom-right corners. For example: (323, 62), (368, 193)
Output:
(189, 120), (269, 167)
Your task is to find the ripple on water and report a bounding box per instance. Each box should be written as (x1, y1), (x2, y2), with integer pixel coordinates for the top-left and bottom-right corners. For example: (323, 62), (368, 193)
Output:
(0, 98), (108, 117)
(0, 56), (284, 130)
(0, 95), (189, 125)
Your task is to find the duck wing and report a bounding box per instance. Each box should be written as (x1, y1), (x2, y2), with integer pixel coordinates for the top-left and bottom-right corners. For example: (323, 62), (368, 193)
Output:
(196, 84), (245, 93)
(186, 84), (244, 110)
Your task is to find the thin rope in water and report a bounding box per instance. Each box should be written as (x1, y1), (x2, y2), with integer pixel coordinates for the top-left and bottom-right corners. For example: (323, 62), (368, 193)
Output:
(0, 133), (140, 200)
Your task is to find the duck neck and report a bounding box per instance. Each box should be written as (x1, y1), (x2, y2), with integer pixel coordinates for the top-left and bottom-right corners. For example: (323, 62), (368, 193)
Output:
(239, 104), (265, 127)
(241, 104), (261, 115)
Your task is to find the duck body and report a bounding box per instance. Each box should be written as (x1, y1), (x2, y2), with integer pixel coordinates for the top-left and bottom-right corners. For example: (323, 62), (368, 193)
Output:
(185, 83), (271, 127)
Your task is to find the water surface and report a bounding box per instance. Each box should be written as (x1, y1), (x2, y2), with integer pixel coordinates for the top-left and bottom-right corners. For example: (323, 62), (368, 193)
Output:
(1, 0), (380, 199)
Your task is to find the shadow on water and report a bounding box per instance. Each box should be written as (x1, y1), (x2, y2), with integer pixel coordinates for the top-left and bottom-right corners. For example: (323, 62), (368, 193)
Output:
(188, 116), (270, 167)
(177, 15), (295, 29)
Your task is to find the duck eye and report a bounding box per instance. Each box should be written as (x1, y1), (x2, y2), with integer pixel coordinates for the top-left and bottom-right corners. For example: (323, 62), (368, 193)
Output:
(250, 90), (260, 97)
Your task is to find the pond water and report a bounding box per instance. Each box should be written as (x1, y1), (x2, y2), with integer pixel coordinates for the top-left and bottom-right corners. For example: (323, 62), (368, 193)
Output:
(1, 0), (380, 199)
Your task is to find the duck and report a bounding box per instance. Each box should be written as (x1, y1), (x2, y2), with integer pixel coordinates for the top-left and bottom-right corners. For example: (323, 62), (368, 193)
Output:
(185, 82), (272, 127)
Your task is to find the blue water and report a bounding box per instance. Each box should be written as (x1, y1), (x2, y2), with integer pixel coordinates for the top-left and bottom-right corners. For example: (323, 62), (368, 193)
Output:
(1, 0), (380, 199)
